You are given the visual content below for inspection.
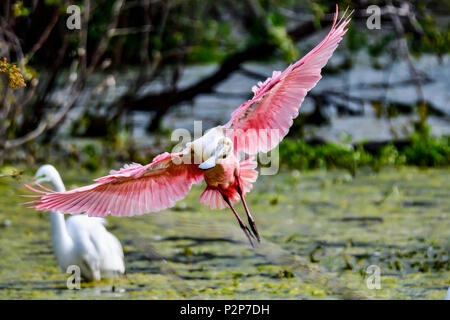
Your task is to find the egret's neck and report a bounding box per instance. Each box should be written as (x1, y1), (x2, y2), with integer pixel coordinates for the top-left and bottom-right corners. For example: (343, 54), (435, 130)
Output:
(48, 175), (73, 266)
(50, 174), (66, 193)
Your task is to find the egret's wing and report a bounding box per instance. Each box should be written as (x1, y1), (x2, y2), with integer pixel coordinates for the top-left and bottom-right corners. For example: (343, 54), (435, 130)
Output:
(224, 6), (351, 155)
(65, 215), (125, 276)
(25, 152), (203, 217)
(89, 228), (125, 275)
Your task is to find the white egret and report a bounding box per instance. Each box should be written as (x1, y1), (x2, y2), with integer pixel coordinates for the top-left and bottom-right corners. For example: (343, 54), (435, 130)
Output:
(29, 164), (125, 282)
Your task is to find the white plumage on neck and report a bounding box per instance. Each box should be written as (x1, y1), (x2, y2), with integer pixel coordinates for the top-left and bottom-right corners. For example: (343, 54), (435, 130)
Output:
(36, 165), (74, 270)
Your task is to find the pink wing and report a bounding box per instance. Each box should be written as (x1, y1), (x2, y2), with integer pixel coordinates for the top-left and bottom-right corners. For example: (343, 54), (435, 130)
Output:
(25, 152), (204, 217)
(224, 6), (352, 155)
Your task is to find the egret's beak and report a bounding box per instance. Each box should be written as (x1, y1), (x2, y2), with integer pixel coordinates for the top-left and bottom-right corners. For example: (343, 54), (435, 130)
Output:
(18, 175), (44, 191)
(19, 178), (37, 191)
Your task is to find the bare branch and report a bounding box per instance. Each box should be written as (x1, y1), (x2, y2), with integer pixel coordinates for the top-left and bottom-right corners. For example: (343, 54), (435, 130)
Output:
(108, 25), (152, 37)
(26, 8), (60, 60)
(2, 84), (81, 150)
(115, 15), (332, 131)
(387, 1), (426, 122)
(87, 0), (125, 73)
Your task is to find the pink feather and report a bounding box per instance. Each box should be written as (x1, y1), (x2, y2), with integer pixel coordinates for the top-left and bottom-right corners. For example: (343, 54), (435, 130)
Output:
(225, 6), (352, 155)
(29, 152), (204, 217)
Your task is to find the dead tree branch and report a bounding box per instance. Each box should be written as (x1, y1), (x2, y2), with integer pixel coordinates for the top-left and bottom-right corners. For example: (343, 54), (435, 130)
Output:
(117, 16), (333, 130)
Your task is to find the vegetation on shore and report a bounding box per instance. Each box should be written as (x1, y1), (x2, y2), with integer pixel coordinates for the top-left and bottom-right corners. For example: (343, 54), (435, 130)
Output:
(279, 127), (450, 174)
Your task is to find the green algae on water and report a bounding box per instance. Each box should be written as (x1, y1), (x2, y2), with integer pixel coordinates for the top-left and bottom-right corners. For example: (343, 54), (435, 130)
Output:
(0, 167), (448, 299)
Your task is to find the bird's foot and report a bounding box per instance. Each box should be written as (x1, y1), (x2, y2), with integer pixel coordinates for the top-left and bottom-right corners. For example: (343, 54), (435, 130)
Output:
(222, 193), (256, 248)
(236, 179), (260, 243)
(238, 220), (255, 248)
(247, 218), (260, 243)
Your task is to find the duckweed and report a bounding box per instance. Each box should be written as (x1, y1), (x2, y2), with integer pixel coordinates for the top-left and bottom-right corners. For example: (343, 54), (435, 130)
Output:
(0, 166), (448, 299)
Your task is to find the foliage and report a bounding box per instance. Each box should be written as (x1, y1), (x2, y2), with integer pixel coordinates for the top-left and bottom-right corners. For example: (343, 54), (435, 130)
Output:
(266, 12), (299, 62)
(0, 58), (26, 90)
(279, 129), (450, 173)
(279, 139), (370, 174)
(411, 8), (450, 58)
(402, 127), (450, 167)
(13, 1), (29, 17)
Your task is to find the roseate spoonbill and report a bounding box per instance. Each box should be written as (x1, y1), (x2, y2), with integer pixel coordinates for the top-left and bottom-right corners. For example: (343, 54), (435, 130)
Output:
(25, 7), (351, 246)
(27, 165), (125, 281)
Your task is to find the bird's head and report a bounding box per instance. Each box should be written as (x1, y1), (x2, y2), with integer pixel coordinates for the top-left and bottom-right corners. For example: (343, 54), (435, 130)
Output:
(35, 164), (59, 184)
(198, 136), (233, 170)
(187, 126), (233, 170)
(29, 164), (65, 192)
(214, 136), (233, 159)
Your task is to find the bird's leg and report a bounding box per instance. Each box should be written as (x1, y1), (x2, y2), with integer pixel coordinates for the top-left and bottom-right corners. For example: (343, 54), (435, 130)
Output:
(235, 178), (260, 242)
(222, 194), (255, 247)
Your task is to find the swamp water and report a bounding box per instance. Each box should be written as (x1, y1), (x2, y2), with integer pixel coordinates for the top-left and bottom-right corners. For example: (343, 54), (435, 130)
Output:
(0, 166), (448, 299)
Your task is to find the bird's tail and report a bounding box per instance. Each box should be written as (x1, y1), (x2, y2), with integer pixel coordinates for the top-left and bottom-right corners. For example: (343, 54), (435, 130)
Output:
(199, 187), (229, 210)
(238, 156), (258, 194)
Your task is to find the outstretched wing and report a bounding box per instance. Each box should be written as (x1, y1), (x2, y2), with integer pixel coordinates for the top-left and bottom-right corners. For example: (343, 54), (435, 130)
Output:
(224, 6), (352, 155)
(25, 152), (203, 217)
